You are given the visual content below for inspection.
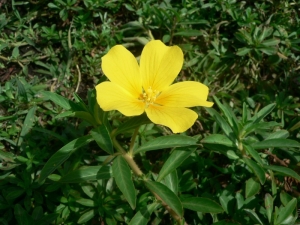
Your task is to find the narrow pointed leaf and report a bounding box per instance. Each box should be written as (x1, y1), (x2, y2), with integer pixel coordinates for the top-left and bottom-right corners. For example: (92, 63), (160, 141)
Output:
(252, 139), (300, 149)
(59, 166), (111, 183)
(205, 108), (235, 142)
(77, 209), (95, 224)
(243, 158), (266, 184)
(91, 125), (113, 154)
(157, 147), (196, 182)
(201, 134), (235, 147)
(264, 165), (300, 181)
(144, 180), (183, 217)
(244, 144), (263, 165)
(163, 170), (178, 195)
(18, 106), (36, 146)
(129, 203), (159, 225)
(265, 194), (273, 223)
(213, 96), (239, 135)
(275, 198), (297, 225)
(112, 155), (136, 209)
(134, 135), (197, 154)
(181, 197), (224, 213)
(39, 135), (93, 183)
(244, 209), (264, 225)
(115, 114), (150, 135)
(251, 103), (276, 123)
(245, 178), (261, 198)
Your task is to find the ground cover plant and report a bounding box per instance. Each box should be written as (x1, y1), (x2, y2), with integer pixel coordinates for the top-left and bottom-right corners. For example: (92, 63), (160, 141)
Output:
(0, 0), (300, 224)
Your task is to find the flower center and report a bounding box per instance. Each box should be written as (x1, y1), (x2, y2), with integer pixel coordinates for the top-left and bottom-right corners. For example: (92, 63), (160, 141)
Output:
(139, 87), (160, 107)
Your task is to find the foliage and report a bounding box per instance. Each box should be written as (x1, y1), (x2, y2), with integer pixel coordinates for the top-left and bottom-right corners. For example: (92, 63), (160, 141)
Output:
(0, 0), (300, 224)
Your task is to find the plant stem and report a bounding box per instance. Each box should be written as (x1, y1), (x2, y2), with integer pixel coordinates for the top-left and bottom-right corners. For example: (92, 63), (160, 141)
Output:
(123, 153), (143, 176)
(128, 126), (139, 156)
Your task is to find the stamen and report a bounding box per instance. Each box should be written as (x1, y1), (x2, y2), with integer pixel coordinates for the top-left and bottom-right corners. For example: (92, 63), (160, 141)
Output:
(139, 87), (159, 107)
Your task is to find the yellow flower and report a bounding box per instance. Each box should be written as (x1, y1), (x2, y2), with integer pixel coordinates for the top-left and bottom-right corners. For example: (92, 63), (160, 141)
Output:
(96, 40), (213, 133)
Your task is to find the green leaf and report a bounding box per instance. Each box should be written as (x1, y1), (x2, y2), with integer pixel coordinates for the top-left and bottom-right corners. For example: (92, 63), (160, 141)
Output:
(112, 155), (136, 209)
(163, 170), (178, 195)
(115, 114), (150, 135)
(266, 130), (289, 140)
(39, 135), (93, 183)
(55, 111), (96, 125)
(91, 125), (113, 155)
(174, 30), (203, 37)
(76, 198), (95, 207)
(134, 135), (197, 154)
(236, 47), (251, 56)
(41, 91), (82, 111)
(261, 39), (280, 46)
(242, 121), (280, 138)
(244, 144), (263, 165)
(59, 166), (111, 183)
(157, 147), (196, 182)
(252, 139), (300, 149)
(18, 106), (36, 146)
(265, 193), (273, 223)
(77, 209), (95, 224)
(205, 108), (235, 142)
(181, 197), (224, 213)
(244, 209), (264, 225)
(201, 134), (235, 147)
(264, 165), (300, 181)
(275, 198), (297, 225)
(245, 178), (261, 198)
(144, 180), (183, 217)
(129, 203), (159, 225)
(14, 204), (32, 225)
(250, 103), (276, 124)
(243, 158), (266, 184)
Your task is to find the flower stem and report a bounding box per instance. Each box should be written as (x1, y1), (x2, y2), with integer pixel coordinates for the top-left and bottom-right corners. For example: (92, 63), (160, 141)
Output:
(128, 126), (139, 156)
(123, 153), (143, 176)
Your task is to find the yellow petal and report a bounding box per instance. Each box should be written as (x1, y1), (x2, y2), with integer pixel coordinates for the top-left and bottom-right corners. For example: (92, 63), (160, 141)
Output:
(140, 40), (183, 91)
(155, 81), (214, 107)
(102, 45), (142, 98)
(145, 105), (198, 133)
(96, 82), (144, 116)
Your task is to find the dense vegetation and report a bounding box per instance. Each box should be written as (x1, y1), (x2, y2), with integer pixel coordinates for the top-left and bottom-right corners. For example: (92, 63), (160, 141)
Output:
(0, 0), (300, 224)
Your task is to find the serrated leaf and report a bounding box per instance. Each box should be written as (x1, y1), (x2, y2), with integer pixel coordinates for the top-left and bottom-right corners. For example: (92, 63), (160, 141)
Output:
(144, 180), (183, 217)
(112, 155), (136, 209)
(157, 147), (196, 182)
(264, 165), (300, 181)
(134, 135), (197, 154)
(39, 135), (93, 183)
(181, 197), (224, 213)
